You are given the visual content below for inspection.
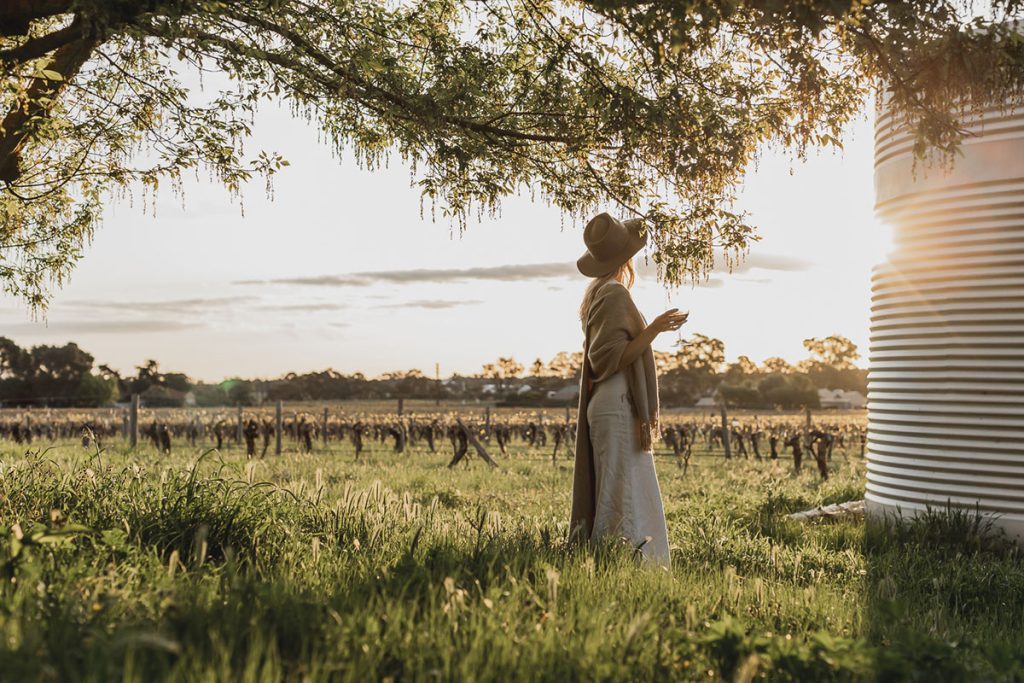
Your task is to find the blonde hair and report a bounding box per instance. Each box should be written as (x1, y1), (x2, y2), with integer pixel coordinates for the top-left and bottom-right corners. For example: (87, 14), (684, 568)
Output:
(579, 258), (635, 328)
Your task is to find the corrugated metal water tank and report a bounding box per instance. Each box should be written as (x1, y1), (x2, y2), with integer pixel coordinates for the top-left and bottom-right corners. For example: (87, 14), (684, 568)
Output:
(867, 100), (1024, 539)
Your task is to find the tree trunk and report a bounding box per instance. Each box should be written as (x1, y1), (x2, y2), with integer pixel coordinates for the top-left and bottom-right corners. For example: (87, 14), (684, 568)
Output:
(0, 33), (98, 183)
(0, 1), (73, 37)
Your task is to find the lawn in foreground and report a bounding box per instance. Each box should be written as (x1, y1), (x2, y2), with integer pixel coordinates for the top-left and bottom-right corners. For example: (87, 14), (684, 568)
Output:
(1, 438), (1022, 681)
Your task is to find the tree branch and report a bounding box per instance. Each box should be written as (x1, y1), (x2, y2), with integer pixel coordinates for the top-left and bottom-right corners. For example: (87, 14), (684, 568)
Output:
(0, 0), (74, 37)
(0, 33), (100, 184)
(0, 21), (84, 64)
(224, 9), (583, 145)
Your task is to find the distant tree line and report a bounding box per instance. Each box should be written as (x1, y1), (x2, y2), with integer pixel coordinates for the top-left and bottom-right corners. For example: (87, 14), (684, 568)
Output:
(657, 334), (866, 410)
(0, 334), (866, 409)
(0, 337), (191, 407)
(0, 337), (113, 407)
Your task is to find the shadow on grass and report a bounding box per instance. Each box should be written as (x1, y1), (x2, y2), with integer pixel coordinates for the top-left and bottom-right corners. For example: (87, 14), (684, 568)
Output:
(0, 524), (651, 682)
(863, 505), (1024, 681)
(700, 505), (1024, 682)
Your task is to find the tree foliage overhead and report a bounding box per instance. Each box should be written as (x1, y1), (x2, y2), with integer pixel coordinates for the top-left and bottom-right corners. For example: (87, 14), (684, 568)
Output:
(2, 0), (1023, 307)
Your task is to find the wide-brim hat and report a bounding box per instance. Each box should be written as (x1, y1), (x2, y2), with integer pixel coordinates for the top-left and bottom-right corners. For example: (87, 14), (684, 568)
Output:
(576, 212), (646, 277)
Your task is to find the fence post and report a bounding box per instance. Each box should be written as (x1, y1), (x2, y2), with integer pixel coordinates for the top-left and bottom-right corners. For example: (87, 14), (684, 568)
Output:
(323, 407), (329, 445)
(130, 394), (140, 449)
(485, 406), (491, 430)
(275, 400), (283, 455)
(804, 406), (813, 451)
(720, 404), (732, 459)
(397, 397), (404, 416)
(236, 404), (243, 444)
(435, 362), (441, 407)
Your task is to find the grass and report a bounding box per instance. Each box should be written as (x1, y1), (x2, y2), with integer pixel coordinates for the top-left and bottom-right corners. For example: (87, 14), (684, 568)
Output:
(1, 433), (1021, 682)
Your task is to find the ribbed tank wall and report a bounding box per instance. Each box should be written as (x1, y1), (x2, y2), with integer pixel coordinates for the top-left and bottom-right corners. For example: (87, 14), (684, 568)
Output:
(868, 103), (1024, 538)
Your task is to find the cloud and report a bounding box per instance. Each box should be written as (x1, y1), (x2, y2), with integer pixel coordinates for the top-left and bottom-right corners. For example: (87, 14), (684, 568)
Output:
(63, 296), (259, 314)
(383, 299), (484, 309)
(236, 262), (578, 288)
(238, 254), (807, 290)
(5, 320), (201, 334)
(63, 296), (355, 315)
(239, 275), (367, 287)
(635, 252), (810, 279)
(730, 253), (811, 273)
(641, 274), (723, 288)
(257, 302), (348, 312)
(370, 263), (578, 283)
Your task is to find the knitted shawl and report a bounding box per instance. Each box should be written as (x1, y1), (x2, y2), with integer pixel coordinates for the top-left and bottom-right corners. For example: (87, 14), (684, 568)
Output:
(569, 281), (660, 541)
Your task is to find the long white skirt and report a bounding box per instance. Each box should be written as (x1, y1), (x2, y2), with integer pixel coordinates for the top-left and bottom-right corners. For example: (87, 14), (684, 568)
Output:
(587, 370), (671, 568)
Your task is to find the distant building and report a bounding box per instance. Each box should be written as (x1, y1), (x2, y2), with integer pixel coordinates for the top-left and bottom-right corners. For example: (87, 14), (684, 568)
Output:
(546, 384), (579, 403)
(694, 396), (717, 408)
(817, 388), (867, 410)
(441, 377), (467, 393)
(139, 384), (189, 407)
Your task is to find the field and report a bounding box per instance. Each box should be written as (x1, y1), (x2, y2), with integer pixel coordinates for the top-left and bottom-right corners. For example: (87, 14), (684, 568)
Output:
(1, 409), (1023, 682)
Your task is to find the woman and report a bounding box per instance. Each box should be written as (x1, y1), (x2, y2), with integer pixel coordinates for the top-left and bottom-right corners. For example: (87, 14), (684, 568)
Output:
(569, 212), (687, 568)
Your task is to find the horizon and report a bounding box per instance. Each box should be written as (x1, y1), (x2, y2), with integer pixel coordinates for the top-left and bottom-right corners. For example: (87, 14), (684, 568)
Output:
(0, 321), (868, 386)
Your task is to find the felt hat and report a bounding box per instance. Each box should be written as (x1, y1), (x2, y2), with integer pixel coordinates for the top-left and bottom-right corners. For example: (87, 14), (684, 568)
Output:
(576, 212), (646, 277)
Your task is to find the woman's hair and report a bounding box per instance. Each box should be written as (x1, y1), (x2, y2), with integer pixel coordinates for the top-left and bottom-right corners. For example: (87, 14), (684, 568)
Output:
(579, 258), (635, 327)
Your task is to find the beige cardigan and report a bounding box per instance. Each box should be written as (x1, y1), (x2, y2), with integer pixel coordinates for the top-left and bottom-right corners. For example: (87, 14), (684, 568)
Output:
(569, 281), (660, 541)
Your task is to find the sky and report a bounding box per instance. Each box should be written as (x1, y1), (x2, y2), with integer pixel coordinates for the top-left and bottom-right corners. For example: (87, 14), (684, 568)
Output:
(0, 97), (892, 382)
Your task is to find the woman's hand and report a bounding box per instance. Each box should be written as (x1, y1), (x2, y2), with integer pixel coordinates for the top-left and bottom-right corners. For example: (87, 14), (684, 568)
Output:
(614, 309), (688, 372)
(648, 308), (688, 335)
